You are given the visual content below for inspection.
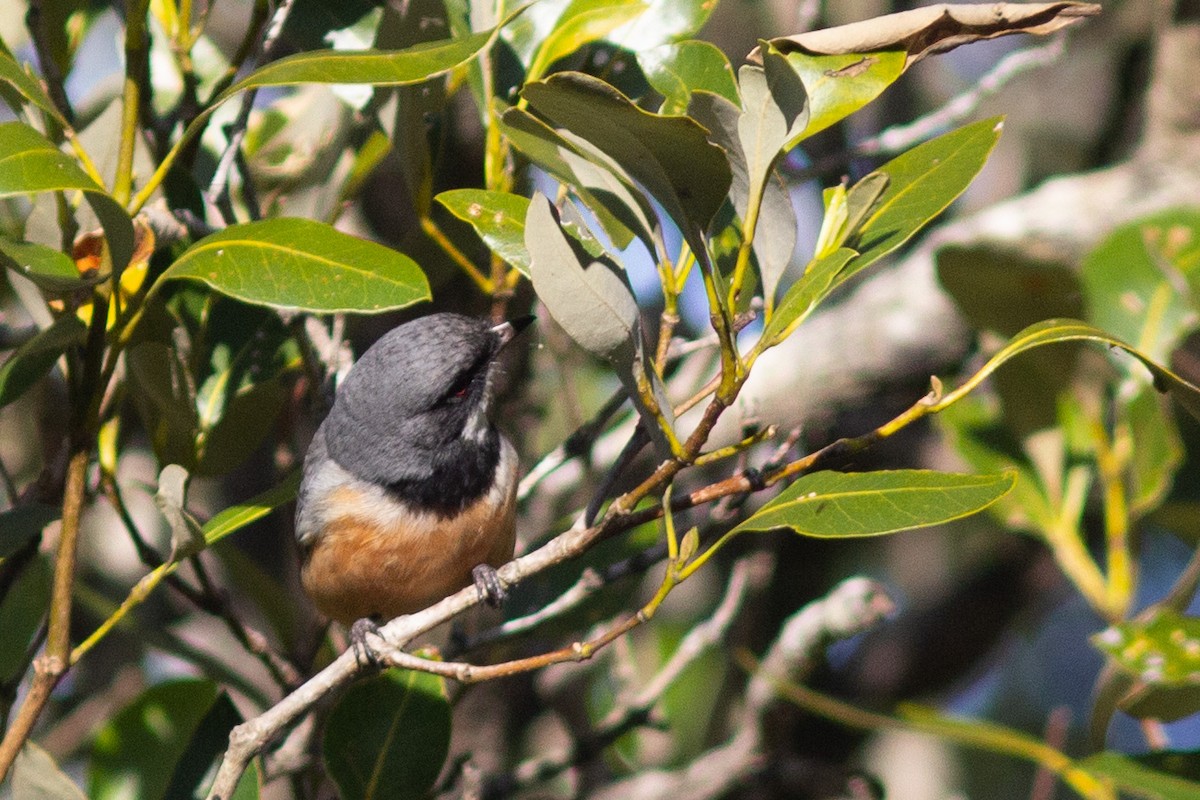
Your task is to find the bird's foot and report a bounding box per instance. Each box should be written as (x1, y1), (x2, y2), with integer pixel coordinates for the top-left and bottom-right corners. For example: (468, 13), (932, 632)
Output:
(348, 616), (386, 670)
(472, 564), (507, 608)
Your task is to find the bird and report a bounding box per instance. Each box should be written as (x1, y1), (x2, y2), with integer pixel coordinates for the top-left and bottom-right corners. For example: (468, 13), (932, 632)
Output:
(295, 312), (532, 631)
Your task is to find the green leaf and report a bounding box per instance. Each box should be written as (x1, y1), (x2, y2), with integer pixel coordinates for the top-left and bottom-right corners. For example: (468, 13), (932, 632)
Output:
(0, 504), (58, 559)
(525, 0), (647, 82)
(324, 668), (452, 800)
(0, 315), (86, 409)
(90, 679), (220, 800)
(732, 469), (1016, 538)
(127, 340), (201, 469)
(1080, 751), (1200, 800)
(1125, 385), (1183, 516)
(686, 90), (796, 304)
(639, 41), (738, 116)
(499, 106), (653, 250)
(525, 193), (636, 360)
(522, 71), (732, 256)
(846, 117), (1003, 276)
(0, 51), (69, 126)
(761, 247), (858, 346)
(1082, 209), (1200, 363)
(0, 238), (103, 293)
(436, 189), (532, 275)
(12, 741), (87, 800)
(164, 693), (243, 800)
(217, 30), (498, 99)
(935, 318), (1200, 424)
(203, 471), (301, 547)
(162, 218), (430, 313)
(609, 0), (715, 50)
(0, 121), (134, 272)
(1094, 609), (1200, 687)
(0, 556), (50, 681)
(779, 50), (905, 140)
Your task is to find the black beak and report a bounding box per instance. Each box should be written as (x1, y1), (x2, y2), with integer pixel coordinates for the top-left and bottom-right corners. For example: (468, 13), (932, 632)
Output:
(491, 315), (535, 350)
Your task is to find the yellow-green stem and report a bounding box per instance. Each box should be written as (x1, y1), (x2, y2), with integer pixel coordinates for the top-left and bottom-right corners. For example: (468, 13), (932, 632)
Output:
(419, 216), (493, 292)
(114, 0), (151, 205)
(1094, 422), (1133, 618)
(727, 193), (762, 312)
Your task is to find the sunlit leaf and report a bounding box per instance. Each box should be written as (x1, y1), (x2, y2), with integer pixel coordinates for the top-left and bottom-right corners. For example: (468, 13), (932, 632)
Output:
(1079, 752), (1200, 800)
(437, 189), (531, 275)
(609, 0), (716, 50)
(0, 237), (103, 293)
(525, 0), (647, 82)
(203, 471), (301, 547)
(162, 218), (430, 313)
(0, 51), (69, 125)
(1094, 610), (1200, 687)
(324, 667), (451, 800)
(760, 247), (857, 346)
(732, 469), (1015, 538)
(934, 318), (1200, 424)
(639, 40), (738, 115)
(0, 121), (134, 272)
(845, 117), (1003, 277)
(778, 50), (905, 140)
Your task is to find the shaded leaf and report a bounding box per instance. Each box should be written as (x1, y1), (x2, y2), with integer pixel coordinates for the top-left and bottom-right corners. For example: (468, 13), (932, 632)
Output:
(0, 556), (50, 681)
(845, 117), (1003, 277)
(1094, 610), (1200, 687)
(127, 340), (201, 469)
(1080, 751), (1200, 800)
(0, 237), (104, 293)
(0, 504), (58, 559)
(164, 693), (243, 800)
(0, 315), (86, 409)
(162, 218), (430, 313)
(525, 0), (647, 82)
(90, 679), (220, 800)
(737, 51), (807, 207)
(732, 469), (1015, 538)
(437, 189), (532, 275)
(12, 741), (87, 800)
(639, 41), (738, 115)
(498, 106), (653, 250)
(1081, 209), (1200, 363)
(761, 247), (857, 347)
(688, 89), (797, 304)
(752, 2), (1100, 68)
(0, 122), (134, 272)
(324, 668), (451, 800)
(522, 71), (732, 256)
(525, 193), (636, 360)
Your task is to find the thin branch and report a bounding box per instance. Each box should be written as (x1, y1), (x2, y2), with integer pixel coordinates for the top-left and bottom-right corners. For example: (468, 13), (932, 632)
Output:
(25, 0), (75, 125)
(508, 554), (771, 792)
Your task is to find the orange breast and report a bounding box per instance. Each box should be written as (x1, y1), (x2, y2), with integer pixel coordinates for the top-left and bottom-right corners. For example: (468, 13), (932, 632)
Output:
(301, 486), (517, 625)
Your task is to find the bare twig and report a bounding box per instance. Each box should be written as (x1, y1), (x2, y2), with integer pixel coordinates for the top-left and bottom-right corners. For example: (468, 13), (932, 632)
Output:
(509, 554), (772, 792)
(588, 577), (895, 800)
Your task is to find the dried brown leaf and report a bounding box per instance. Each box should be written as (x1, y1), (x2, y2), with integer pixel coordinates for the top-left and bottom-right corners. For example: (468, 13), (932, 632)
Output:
(749, 2), (1100, 67)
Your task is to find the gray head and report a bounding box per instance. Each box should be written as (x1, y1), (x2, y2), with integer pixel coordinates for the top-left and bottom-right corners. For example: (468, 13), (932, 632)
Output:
(322, 313), (528, 498)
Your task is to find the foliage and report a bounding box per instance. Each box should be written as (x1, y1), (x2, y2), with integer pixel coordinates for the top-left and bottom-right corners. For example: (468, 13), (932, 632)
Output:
(2, 1), (1199, 799)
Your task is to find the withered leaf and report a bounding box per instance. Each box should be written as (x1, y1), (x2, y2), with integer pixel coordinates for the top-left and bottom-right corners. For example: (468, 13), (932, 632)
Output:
(749, 2), (1100, 68)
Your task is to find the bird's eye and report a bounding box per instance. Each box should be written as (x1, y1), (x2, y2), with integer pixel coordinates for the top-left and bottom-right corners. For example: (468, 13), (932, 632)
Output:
(452, 386), (469, 399)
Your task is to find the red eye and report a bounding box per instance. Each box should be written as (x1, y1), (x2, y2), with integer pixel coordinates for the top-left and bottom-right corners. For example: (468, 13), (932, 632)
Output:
(453, 386), (469, 399)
